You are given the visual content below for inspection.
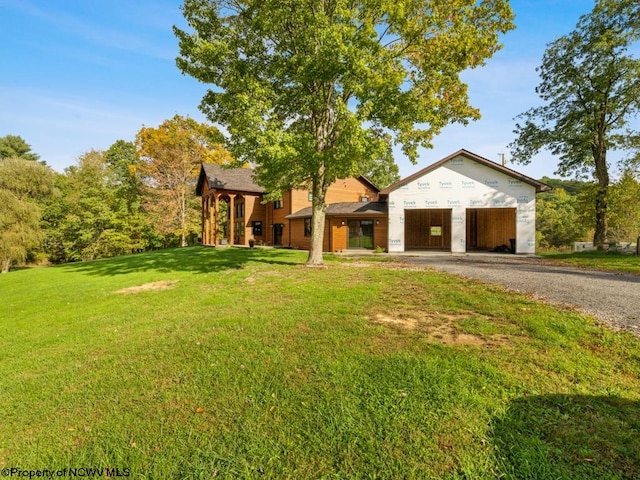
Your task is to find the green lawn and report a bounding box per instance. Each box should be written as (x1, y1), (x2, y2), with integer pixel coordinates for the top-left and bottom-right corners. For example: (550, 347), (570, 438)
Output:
(540, 250), (640, 274)
(1, 247), (639, 479)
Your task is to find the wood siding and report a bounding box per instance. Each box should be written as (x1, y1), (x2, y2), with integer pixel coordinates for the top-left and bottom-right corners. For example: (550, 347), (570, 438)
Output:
(289, 217), (388, 252)
(289, 218), (311, 250)
(405, 209), (452, 250)
(466, 208), (516, 250)
(289, 177), (379, 215)
(200, 173), (381, 251)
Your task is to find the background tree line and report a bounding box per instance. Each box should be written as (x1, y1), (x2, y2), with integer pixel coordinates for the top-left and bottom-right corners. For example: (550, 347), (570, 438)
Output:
(0, 114), (398, 272)
(0, 115), (233, 272)
(536, 173), (640, 249)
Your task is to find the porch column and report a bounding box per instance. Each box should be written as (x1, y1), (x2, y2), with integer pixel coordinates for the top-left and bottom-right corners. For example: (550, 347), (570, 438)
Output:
(201, 196), (207, 245)
(214, 194), (220, 246)
(208, 194), (214, 246)
(228, 194), (236, 246)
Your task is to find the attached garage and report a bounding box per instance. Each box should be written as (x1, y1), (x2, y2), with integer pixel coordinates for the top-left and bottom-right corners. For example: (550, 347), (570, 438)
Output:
(382, 150), (551, 254)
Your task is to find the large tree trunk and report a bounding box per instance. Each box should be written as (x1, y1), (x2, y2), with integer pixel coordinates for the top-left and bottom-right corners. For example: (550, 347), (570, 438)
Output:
(1, 258), (11, 274)
(307, 172), (328, 266)
(593, 185), (608, 248)
(592, 128), (610, 249)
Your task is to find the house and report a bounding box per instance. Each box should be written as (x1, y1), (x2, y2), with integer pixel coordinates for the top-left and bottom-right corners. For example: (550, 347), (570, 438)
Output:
(195, 164), (387, 251)
(381, 149), (551, 254)
(195, 150), (550, 254)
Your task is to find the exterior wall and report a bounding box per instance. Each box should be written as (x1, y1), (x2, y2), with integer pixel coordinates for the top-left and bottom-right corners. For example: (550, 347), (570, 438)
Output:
(330, 219), (348, 252)
(200, 174), (381, 250)
(289, 216), (387, 252)
(289, 177), (379, 214)
(284, 177), (380, 250)
(325, 177), (379, 202)
(245, 195), (266, 244)
(373, 221), (388, 251)
(289, 218), (311, 250)
(268, 190), (292, 246)
(328, 217), (387, 252)
(388, 155), (537, 254)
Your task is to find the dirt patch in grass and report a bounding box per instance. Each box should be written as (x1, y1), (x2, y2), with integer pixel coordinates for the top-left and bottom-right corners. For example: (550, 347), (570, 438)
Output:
(371, 313), (511, 348)
(116, 280), (178, 294)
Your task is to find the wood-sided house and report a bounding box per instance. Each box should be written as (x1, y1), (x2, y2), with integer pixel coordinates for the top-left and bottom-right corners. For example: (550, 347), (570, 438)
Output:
(195, 164), (387, 252)
(196, 150), (550, 254)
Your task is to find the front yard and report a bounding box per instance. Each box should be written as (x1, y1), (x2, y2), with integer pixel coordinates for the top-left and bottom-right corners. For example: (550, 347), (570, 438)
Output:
(1, 247), (638, 478)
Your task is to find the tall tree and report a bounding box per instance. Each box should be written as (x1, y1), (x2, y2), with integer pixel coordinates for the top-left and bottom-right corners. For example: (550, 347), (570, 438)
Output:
(44, 150), (151, 263)
(0, 135), (40, 162)
(175, 0), (514, 265)
(104, 140), (144, 215)
(136, 115), (232, 247)
(510, 0), (640, 248)
(0, 157), (55, 272)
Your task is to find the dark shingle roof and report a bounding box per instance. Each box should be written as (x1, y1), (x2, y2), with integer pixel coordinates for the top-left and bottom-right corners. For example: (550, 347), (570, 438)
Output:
(286, 202), (388, 219)
(196, 164), (265, 195)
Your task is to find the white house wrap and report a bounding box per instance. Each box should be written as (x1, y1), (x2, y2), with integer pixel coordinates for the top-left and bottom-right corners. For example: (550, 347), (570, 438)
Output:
(382, 150), (551, 254)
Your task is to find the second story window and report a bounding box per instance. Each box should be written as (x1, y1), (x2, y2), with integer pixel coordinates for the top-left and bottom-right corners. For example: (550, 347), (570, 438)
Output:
(308, 192), (313, 202)
(274, 199), (283, 209)
(235, 202), (244, 218)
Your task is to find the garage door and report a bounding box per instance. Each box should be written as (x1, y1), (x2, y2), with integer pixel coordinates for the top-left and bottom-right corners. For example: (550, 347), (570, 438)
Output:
(466, 208), (516, 251)
(405, 209), (452, 250)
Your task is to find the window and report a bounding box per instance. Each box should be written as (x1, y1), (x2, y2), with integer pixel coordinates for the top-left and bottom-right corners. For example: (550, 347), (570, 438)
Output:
(234, 220), (243, 240)
(304, 218), (312, 237)
(235, 202), (244, 218)
(274, 199), (283, 209)
(307, 192), (313, 202)
(252, 221), (263, 236)
(361, 196), (369, 202)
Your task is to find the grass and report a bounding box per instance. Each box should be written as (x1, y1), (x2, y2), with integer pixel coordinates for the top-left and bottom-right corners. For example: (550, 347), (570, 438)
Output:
(540, 250), (640, 275)
(1, 247), (639, 479)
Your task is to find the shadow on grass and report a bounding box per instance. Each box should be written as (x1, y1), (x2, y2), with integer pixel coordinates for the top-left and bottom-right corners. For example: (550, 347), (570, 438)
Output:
(58, 246), (304, 276)
(492, 394), (640, 479)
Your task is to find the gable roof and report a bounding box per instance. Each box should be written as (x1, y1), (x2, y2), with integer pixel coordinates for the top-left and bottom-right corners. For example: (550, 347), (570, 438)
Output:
(381, 149), (552, 194)
(356, 175), (381, 193)
(286, 201), (387, 219)
(195, 163), (265, 196)
(196, 163), (381, 197)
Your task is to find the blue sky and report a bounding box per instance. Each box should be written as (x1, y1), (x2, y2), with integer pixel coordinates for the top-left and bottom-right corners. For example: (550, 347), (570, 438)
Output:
(0, 0), (601, 180)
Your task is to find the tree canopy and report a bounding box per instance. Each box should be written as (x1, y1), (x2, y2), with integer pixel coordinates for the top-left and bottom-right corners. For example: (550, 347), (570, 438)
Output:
(175, 0), (514, 264)
(510, 0), (640, 247)
(0, 157), (55, 272)
(0, 135), (41, 162)
(136, 115), (232, 247)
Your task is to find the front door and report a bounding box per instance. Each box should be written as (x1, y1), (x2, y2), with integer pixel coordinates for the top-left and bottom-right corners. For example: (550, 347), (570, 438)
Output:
(348, 220), (374, 249)
(273, 223), (284, 246)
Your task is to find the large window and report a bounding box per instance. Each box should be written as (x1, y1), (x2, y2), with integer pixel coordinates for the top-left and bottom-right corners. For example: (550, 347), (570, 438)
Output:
(348, 220), (374, 249)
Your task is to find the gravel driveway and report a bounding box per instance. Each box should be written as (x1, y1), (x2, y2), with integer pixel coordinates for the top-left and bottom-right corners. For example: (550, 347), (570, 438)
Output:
(396, 253), (640, 336)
